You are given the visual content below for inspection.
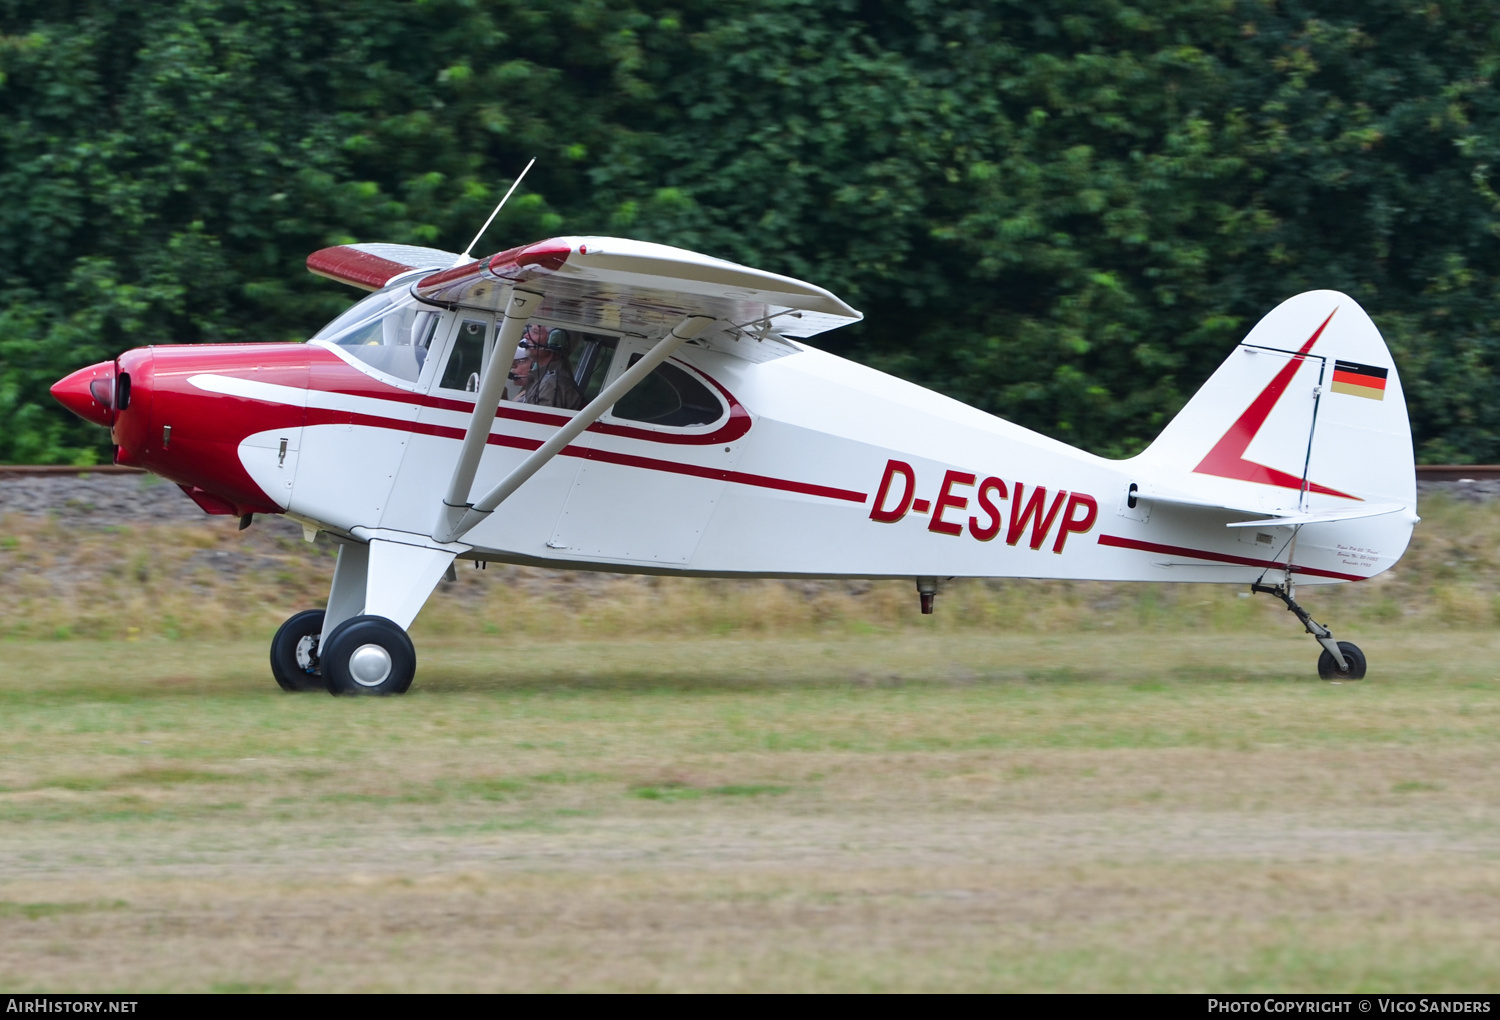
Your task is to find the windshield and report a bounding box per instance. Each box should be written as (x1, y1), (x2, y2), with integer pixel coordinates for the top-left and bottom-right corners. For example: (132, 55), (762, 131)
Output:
(310, 281), (440, 383)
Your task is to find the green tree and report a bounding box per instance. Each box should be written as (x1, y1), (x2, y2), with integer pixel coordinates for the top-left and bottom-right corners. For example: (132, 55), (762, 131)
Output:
(2, 0), (1498, 463)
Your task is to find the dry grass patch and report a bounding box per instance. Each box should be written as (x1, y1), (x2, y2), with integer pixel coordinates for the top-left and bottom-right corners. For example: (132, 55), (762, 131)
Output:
(4, 491), (1500, 642)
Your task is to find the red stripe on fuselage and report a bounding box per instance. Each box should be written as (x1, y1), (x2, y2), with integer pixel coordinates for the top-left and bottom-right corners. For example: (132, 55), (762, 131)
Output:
(301, 406), (866, 503)
(133, 342), (867, 510)
(298, 349), (829, 495)
(1096, 533), (1365, 581)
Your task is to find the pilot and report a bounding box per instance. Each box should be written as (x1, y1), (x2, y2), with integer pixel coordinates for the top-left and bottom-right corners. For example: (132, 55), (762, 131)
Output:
(504, 344), (533, 402)
(517, 325), (584, 410)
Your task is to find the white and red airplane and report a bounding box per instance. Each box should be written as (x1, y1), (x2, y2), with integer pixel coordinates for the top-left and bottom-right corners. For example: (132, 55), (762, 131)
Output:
(51, 236), (1416, 693)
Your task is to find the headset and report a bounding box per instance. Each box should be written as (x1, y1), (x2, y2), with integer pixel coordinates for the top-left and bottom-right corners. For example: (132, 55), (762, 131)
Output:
(519, 327), (571, 355)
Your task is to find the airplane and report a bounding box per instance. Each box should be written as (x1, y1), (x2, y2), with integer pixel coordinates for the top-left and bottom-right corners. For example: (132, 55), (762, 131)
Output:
(49, 235), (1417, 694)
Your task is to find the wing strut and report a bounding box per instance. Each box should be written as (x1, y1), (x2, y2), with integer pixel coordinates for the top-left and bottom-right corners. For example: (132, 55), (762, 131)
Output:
(438, 287), (544, 540)
(436, 314), (716, 544)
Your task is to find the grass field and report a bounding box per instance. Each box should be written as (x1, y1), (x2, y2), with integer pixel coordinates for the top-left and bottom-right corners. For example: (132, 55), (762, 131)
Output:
(2, 631), (1499, 992)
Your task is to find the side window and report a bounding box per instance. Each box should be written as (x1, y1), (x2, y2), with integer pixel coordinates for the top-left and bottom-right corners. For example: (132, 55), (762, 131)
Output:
(613, 355), (723, 427)
(574, 337), (618, 403)
(440, 319), (489, 392)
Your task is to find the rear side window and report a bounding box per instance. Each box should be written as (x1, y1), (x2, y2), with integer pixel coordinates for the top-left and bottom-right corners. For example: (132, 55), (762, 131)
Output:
(613, 356), (723, 428)
(573, 336), (616, 403)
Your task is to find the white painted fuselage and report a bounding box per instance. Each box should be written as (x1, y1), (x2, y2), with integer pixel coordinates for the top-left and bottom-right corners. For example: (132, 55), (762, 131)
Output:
(240, 306), (1411, 588)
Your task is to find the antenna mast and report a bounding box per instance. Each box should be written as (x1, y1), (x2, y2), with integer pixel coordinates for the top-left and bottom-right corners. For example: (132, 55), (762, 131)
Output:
(454, 157), (536, 266)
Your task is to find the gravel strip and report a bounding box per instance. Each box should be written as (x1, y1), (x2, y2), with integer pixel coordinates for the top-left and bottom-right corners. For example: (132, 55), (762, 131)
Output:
(0, 473), (303, 541)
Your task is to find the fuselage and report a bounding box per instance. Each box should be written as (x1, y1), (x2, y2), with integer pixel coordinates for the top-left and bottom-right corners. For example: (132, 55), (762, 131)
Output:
(54, 324), (1406, 586)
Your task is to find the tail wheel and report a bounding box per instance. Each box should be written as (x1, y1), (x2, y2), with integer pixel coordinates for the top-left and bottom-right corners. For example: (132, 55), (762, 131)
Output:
(270, 609), (327, 692)
(322, 615), (416, 696)
(1318, 641), (1367, 681)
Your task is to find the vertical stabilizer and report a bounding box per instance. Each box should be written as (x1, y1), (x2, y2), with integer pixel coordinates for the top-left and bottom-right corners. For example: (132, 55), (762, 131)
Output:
(1134, 291), (1415, 513)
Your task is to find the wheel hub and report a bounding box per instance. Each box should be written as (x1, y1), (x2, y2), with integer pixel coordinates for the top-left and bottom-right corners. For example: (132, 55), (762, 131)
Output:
(295, 634), (320, 674)
(348, 643), (393, 687)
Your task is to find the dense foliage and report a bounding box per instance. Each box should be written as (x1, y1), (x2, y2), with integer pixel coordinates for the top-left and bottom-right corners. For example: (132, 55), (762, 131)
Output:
(2, 0), (1499, 463)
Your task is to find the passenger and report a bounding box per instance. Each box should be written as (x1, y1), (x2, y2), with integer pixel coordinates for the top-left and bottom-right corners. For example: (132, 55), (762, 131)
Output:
(504, 344), (533, 402)
(518, 326), (584, 410)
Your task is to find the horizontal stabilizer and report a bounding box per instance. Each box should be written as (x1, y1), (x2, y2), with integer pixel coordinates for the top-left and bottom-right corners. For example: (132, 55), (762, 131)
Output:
(1136, 485), (1412, 528)
(1225, 503), (1412, 528)
(1133, 484), (1274, 517)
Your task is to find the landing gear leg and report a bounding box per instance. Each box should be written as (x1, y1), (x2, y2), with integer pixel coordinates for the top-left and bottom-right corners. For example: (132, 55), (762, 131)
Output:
(1251, 582), (1366, 680)
(308, 538), (455, 697)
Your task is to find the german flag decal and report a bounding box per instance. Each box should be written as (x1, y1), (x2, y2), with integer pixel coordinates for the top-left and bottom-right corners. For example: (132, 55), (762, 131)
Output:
(1331, 360), (1388, 400)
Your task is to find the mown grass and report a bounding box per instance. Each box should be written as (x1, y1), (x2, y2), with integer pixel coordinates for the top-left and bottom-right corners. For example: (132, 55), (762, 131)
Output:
(0, 632), (1497, 991)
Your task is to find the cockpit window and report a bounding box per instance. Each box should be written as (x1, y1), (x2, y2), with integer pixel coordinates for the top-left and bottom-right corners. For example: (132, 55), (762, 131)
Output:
(440, 319), (489, 393)
(613, 354), (723, 427)
(310, 282), (439, 383)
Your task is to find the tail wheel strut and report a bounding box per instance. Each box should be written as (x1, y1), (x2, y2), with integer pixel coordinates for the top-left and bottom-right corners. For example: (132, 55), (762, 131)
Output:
(1251, 582), (1366, 681)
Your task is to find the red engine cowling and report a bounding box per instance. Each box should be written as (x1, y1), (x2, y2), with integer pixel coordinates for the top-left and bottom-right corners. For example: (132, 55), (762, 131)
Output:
(54, 343), (313, 518)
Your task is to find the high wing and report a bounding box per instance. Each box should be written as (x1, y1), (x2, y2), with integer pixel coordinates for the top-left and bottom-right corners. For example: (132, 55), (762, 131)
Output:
(307, 243), (463, 291)
(411, 236), (863, 358)
(303, 234), (867, 545)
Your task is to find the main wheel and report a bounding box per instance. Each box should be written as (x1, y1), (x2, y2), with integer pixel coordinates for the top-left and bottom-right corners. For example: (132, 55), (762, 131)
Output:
(270, 609), (327, 692)
(1317, 640), (1367, 680)
(322, 615), (416, 696)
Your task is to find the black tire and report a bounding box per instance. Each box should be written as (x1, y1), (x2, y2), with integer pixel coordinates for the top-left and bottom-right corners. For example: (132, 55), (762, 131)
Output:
(270, 609), (327, 692)
(1318, 640), (1367, 680)
(322, 615), (416, 696)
